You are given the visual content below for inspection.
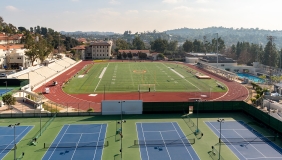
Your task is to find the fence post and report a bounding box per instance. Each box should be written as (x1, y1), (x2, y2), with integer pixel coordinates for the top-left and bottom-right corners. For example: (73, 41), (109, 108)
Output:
(78, 103), (79, 115)
(67, 103), (68, 116)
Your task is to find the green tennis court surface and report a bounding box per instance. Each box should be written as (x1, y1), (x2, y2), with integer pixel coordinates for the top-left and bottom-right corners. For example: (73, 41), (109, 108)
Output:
(63, 62), (225, 93)
(1, 113), (282, 160)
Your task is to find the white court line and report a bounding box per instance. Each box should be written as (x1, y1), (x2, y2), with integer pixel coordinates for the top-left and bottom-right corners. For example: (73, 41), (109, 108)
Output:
(136, 123), (143, 160)
(48, 125), (70, 160)
(65, 132), (100, 134)
(207, 122), (243, 159)
(93, 124), (103, 160)
(71, 134), (83, 160)
(42, 126), (65, 159)
(233, 129), (266, 158)
(94, 63), (109, 92)
(221, 129), (248, 130)
(143, 130), (176, 133)
(140, 123), (150, 160)
(159, 131), (172, 160)
(246, 157), (282, 159)
(98, 67), (107, 79)
(171, 122), (193, 159)
(0, 126), (30, 156)
(100, 124), (108, 160)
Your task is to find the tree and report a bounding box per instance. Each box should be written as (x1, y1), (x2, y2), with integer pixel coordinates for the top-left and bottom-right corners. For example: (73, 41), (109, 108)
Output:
(182, 40), (193, 52)
(157, 53), (165, 60)
(117, 53), (122, 59)
(263, 41), (278, 67)
(122, 52), (127, 59)
(127, 52), (133, 59)
(2, 94), (16, 109)
(167, 41), (178, 51)
(18, 27), (27, 33)
(132, 37), (145, 50)
(115, 38), (128, 52)
(139, 52), (147, 59)
(150, 39), (168, 52)
(24, 32), (52, 65)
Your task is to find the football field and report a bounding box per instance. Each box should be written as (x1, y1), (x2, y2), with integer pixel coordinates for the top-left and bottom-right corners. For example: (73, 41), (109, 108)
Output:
(63, 62), (225, 94)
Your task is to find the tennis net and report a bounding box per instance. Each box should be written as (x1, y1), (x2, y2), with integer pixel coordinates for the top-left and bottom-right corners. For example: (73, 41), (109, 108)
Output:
(220, 136), (276, 144)
(44, 141), (109, 148)
(134, 139), (195, 146)
(0, 144), (15, 150)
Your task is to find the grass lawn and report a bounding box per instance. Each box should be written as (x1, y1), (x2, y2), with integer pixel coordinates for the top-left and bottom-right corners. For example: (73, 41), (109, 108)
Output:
(63, 62), (226, 94)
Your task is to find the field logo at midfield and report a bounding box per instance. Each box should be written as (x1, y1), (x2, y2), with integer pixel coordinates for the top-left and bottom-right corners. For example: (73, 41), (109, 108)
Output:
(133, 70), (147, 73)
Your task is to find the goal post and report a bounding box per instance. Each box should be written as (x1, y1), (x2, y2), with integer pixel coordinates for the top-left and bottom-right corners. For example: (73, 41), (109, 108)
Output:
(138, 84), (156, 92)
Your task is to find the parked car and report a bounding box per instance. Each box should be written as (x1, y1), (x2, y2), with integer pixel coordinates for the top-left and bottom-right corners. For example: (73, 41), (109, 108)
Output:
(0, 73), (6, 77)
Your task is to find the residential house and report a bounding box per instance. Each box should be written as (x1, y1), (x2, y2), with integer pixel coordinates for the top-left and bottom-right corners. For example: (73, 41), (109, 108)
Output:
(0, 33), (23, 45)
(0, 44), (35, 69)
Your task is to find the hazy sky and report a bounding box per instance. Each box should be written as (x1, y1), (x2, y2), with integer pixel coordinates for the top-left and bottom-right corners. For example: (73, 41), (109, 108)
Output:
(1, 0), (281, 33)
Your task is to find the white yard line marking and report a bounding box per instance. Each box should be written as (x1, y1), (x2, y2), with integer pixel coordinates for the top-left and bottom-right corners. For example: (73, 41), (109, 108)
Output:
(94, 63), (109, 92)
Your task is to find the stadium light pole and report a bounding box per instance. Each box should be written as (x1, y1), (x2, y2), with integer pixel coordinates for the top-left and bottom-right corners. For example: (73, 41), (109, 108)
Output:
(216, 33), (219, 68)
(196, 99), (200, 133)
(8, 123), (20, 160)
(4, 81), (7, 92)
(119, 100), (125, 159)
(217, 118), (224, 160)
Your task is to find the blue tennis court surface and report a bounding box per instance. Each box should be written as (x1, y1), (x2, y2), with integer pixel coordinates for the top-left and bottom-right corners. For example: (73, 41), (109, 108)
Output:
(0, 89), (12, 95)
(0, 126), (33, 160)
(206, 120), (282, 160)
(42, 124), (107, 160)
(136, 122), (199, 160)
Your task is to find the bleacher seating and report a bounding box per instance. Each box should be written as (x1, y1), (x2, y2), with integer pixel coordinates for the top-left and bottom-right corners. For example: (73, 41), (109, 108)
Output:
(14, 57), (78, 89)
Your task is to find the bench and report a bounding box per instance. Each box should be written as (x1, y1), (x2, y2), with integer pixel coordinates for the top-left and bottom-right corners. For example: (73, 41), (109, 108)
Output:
(216, 82), (225, 90)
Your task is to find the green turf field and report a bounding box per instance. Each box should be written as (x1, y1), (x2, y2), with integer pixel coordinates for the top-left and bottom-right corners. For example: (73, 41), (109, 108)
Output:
(63, 62), (226, 94)
(1, 113), (281, 160)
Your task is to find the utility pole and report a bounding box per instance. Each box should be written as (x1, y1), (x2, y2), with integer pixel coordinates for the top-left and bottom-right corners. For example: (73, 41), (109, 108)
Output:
(216, 33), (218, 68)
(203, 36), (207, 55)
(266, 36), (276, 84)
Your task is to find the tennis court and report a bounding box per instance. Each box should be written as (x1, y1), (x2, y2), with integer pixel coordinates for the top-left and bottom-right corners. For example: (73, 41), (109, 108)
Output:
(42, 124), (107, 160)
(206, 120), (282, 160)
(136, 122), (199, 160)
(0, 89), (12, 95)
(0, 126), (33, 160)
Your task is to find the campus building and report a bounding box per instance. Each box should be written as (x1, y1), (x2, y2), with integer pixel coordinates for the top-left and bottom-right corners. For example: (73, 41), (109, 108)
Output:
(82, 41), (113, 60)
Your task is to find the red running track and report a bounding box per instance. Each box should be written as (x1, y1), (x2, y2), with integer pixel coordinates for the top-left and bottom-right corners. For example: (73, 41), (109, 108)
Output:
(35, 61), (249, 112)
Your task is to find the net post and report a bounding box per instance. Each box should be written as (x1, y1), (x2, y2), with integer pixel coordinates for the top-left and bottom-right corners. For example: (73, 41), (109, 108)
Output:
(44, 143), (45, 148)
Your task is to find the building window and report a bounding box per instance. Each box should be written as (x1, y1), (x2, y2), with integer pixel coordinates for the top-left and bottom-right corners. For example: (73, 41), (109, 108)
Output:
(107, 54), (108, 56)
(100, 54), (101, 56)
(100, 50), (101, 52)
(103, 54), (104, 56)
(103, 46), (104, 48)
(107, 50), (108, 52)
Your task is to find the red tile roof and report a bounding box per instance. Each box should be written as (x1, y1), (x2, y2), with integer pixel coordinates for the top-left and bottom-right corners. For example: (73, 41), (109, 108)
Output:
(118, 50), (150, 54)
(0, 44), (25, 50)
(71, 45), (86, 50)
